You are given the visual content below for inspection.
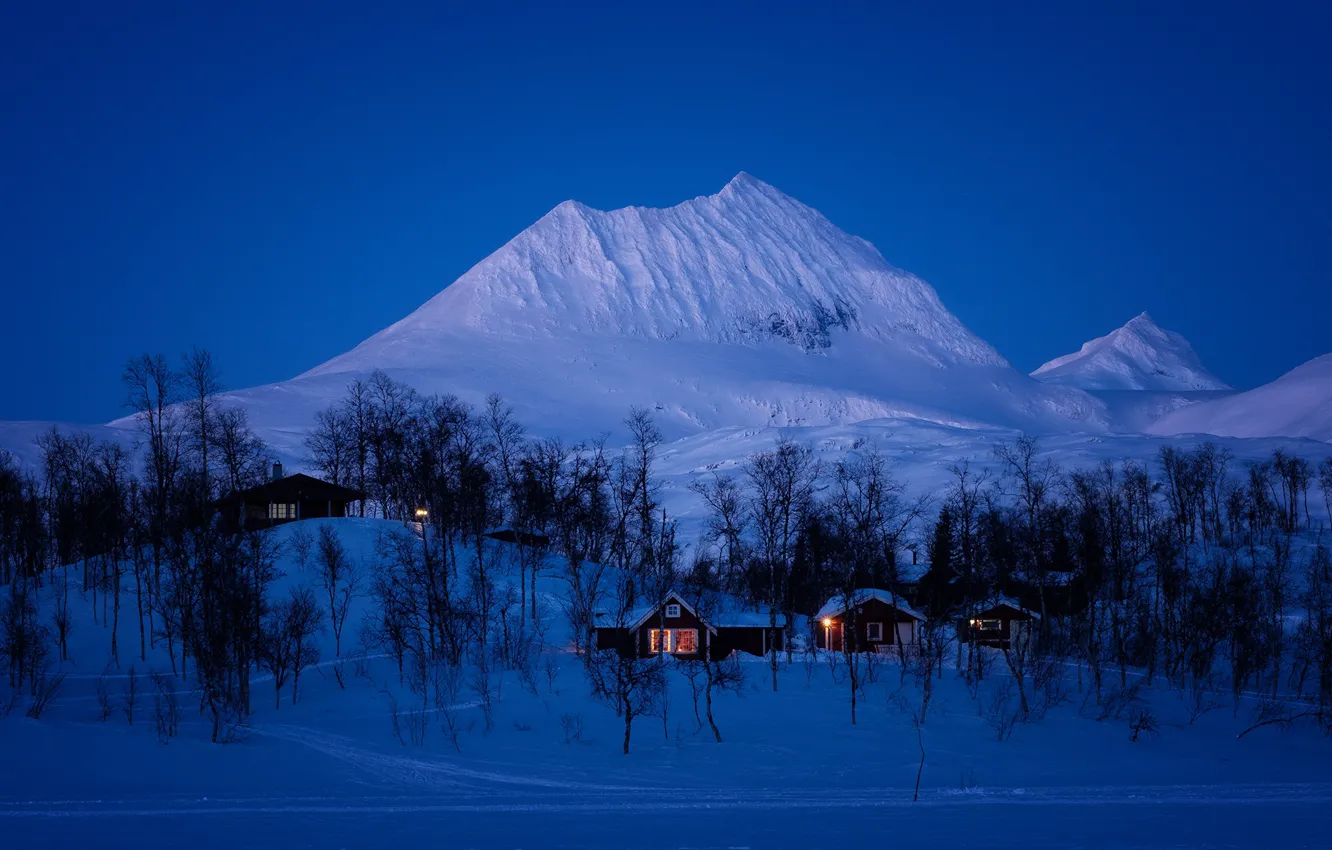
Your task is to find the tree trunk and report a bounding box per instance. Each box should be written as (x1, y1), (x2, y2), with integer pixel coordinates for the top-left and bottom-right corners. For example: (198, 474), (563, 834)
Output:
(705, 671), (721, 743)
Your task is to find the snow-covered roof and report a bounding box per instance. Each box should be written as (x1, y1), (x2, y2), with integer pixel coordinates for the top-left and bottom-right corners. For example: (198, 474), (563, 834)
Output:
(893, 558), (930, 583)
(710, 597), (786, 629)
(977, 596), (1041, 621)
(593, 590), (783, 631)
(816, 588), (925, 622)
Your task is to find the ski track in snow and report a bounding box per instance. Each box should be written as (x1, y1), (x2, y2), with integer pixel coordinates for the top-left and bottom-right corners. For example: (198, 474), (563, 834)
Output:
(4, 781), (1332, 819)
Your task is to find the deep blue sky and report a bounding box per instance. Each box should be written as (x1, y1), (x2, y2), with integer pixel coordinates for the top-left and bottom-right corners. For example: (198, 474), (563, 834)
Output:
(3, 1), (1329, 422)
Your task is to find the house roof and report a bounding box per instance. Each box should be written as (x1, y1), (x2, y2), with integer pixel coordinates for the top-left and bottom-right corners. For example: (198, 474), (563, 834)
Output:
(710, 596), (786, 628)
(893, 559), (931, 584)
(593, 590), (786, 631)
(977, 597), (1042, 621)
(223, 473), (366, 505)
(816, 588), (925, 622)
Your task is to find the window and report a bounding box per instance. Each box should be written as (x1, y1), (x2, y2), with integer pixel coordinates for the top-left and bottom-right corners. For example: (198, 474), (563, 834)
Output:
(665, 603), (681, 619)
(866, 622), (884, 642)
(650, 628), (698, 654)
(674, 629), (698, 654)
(971, 619), (1002, 632)
(649, 629), (671, 653)
(268, 502), (297, 520)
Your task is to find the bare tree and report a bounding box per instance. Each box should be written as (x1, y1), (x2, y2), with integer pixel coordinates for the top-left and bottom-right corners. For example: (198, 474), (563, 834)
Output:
(212, 407), (267, 495)
(305, 406), (354, 488)
(180, 347), (222, 508)
(993, 435), (1059, 627)
(1319, 458), (1332, 530)
(262, 586), (322, 710)
(315, 525), (358, 658)
(586, 576), (667, 755)
(287, 586), (322, 706)
(689, 473), (749, 595)
(744, 437), (820, 691)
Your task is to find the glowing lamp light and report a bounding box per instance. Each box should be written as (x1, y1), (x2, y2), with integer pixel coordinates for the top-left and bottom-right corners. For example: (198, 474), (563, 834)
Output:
(414, 507), (429, 520)
(822, 618), (832, 628)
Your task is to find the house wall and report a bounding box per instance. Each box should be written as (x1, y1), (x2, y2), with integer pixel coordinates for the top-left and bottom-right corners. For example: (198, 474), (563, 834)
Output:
(817, 598), (920, 652)
(957, 604), (1032, 648)
(598, 603), (784, 661)
(594, 627), (633, 658)
(714, 627), (783, 659)
(634, 602), (708, 659)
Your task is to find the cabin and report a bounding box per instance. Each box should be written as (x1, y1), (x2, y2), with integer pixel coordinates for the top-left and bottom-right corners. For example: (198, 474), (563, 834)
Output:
(890, 551), (931, 607)
(593, 591), (786, 660)
(814, 588), (925, 653)
(957, 599), (1040, 649)
(218, 464), (366, 531)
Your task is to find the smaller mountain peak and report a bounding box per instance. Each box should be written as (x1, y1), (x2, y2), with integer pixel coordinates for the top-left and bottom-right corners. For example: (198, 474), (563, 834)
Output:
(1032, 313), (1229, 392)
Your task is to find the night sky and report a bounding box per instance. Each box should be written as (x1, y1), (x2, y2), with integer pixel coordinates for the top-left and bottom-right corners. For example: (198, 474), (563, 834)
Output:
(3, 1), (1329, 422)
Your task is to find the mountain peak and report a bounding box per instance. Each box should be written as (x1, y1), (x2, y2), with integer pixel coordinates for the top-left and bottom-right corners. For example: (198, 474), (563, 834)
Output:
(714, 170), (798, 207)
(309, 175), (1012, 379)
(723, 170), (760, 189)
(1032, 313), (1230, 392)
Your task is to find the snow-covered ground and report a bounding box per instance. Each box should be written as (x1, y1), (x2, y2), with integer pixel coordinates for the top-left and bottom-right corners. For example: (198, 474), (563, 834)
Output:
(3, 519), (1331, 849)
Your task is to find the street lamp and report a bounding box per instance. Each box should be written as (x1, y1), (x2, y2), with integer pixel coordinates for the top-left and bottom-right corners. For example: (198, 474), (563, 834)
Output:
(414, 507), (429, 520)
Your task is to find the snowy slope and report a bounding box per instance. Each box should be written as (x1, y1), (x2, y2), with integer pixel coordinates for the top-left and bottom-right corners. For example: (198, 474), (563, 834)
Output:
(7, 518), (1332, 850)
(1147, 353), (1332, 441)
(212, 173), (1106, 442)
(1032, 312), (1230, 391)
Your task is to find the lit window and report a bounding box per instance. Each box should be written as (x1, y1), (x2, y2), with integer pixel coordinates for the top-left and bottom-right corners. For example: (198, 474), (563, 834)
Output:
(665, 604), (681, 619)
(268, 503), (297, 520)
(674, 630), (698, 654)
(866, 622), (883, 642)
(971, 619), (1001, 632)
(649, 629), (671, 653)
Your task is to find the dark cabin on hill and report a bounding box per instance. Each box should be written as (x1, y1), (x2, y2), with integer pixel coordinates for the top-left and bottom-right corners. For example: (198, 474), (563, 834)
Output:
(957, 599), (1040, 649)
(218, 463), (366, 531)
(594, 591), (785, 660)
(815, 588), (925, 653)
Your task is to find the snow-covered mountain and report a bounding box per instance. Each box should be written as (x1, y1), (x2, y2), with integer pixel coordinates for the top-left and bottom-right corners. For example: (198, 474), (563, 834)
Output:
(253, 173), (1103, 442)
(1032, 313), (1230, 392)
(311, 174), (1004, 369)
(1147, 353), (1332, 442)
(5, 174), (1325, 470)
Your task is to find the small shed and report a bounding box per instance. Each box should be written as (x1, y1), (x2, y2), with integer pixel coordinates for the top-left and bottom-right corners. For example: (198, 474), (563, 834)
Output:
(594, 591), (785, 660)
(815, 588), (925, 653)
(958, 599), (1040, 648)
(219, 467), (366, 531)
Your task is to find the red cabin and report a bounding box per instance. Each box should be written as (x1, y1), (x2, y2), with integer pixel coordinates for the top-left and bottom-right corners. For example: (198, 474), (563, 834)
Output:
(594, 591), (785, 660)
(815, 588), (925, 653)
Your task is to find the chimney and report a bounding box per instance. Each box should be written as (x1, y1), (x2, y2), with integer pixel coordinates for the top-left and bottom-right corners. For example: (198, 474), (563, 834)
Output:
(271, 461), (284, 481)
